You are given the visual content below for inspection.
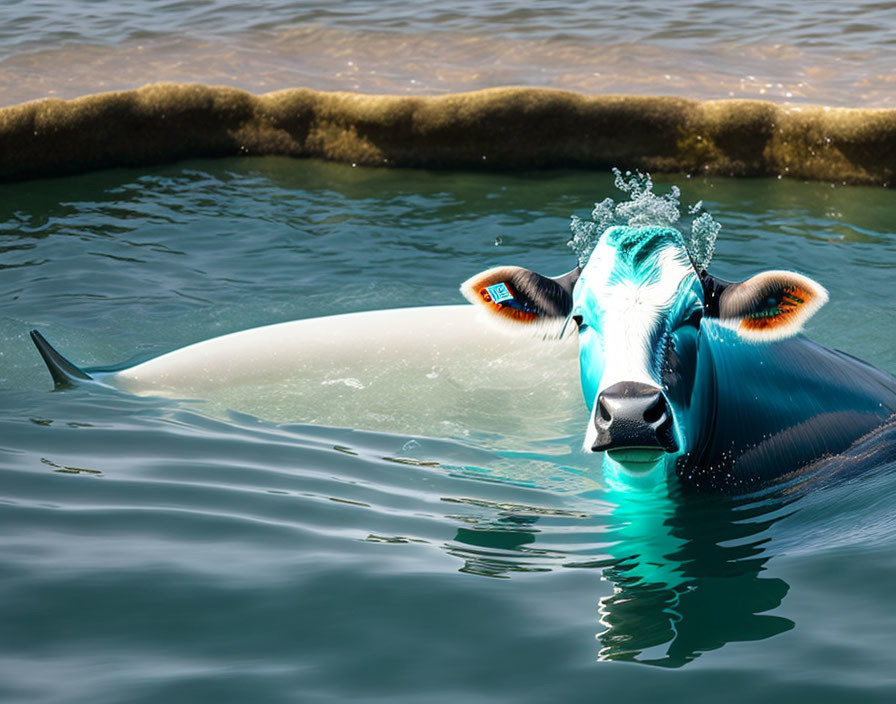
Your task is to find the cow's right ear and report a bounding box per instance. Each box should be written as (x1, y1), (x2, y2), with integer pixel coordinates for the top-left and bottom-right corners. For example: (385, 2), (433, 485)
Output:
(703, 270), (828, 342)
(460, 265), (580, 328)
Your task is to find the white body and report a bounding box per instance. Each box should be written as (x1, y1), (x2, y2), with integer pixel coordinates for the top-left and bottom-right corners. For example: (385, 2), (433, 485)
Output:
(108, 306), (580, 443)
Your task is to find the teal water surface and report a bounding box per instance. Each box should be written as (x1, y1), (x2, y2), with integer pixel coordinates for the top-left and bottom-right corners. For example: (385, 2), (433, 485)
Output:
(2, 159), (896, 702)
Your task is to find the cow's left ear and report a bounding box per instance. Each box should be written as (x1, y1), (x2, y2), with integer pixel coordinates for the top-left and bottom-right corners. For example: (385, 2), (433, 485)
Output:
(460, 265), (580, 329)
(706, 270), (828, 342)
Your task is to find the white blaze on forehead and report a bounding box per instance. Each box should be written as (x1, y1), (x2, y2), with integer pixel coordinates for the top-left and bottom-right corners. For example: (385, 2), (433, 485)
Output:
(587, 243), (693, 390)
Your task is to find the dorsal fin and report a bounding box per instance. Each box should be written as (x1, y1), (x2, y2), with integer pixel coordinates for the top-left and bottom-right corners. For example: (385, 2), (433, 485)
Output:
(30, 330), (93, 389)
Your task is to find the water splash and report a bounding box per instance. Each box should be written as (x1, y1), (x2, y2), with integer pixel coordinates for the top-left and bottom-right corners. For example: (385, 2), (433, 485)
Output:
(568, 169), (720, 270)
(687, 208), (721, 272)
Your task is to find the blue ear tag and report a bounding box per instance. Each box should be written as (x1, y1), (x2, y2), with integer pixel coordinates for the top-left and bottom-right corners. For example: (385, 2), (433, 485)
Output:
(485, 282), (514, 304)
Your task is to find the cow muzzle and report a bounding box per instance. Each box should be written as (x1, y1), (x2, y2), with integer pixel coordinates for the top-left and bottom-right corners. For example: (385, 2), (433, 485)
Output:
(591, 381), (678, 455)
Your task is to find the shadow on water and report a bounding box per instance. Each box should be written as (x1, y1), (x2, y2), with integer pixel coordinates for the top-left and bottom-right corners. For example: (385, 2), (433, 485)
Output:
(447, 476), (799, 668)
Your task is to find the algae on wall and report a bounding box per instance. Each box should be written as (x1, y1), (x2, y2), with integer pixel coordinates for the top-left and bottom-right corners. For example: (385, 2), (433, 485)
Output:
(0, 83), (894, 186)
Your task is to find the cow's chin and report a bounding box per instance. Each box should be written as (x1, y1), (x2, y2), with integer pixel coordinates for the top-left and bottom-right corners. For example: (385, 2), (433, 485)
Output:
(603, 448), (670, 481)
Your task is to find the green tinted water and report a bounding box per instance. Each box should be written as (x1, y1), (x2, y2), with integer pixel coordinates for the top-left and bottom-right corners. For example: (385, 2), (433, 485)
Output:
(1, 159), (896, 702)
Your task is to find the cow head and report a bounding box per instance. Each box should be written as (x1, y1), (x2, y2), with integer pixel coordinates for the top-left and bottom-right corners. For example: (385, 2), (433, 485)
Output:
(461, 224), (828, 479)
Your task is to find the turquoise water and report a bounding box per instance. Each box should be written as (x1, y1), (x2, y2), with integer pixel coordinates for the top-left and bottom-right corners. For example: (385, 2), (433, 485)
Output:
(2, 1), (896, 107)
(2, 159), (896, 701)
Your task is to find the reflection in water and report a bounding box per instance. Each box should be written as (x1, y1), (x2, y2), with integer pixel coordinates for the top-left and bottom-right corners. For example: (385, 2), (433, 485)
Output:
(594, 484), (795, 667)
(447, 477), (797, 668)
(443, 499), (593, 579)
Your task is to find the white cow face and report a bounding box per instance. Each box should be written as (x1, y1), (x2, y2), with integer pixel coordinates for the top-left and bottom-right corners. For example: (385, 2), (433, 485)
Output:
(571, 227), (702, 458)
(462, 225), (828, 477)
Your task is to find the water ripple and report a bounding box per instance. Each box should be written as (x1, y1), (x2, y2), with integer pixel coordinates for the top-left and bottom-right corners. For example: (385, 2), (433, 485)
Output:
(2, 161), (896, 696)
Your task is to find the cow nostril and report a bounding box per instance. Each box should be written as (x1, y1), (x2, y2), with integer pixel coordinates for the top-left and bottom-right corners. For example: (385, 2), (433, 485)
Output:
(592, 383), (677, 454)
(642, 395), (667, 424)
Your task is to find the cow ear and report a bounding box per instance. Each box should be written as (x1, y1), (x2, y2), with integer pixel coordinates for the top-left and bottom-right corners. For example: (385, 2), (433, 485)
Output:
(460, 265), (579, 329)
(714, 270), (829, 342)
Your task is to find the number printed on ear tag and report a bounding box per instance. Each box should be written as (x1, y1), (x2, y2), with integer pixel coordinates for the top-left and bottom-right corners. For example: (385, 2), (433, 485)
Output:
(485, 282), (514, 303)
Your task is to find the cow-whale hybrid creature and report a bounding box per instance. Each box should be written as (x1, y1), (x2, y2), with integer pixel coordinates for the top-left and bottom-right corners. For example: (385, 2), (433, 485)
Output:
(461, 224), (896, 492)
(29, 227), (896, 493)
